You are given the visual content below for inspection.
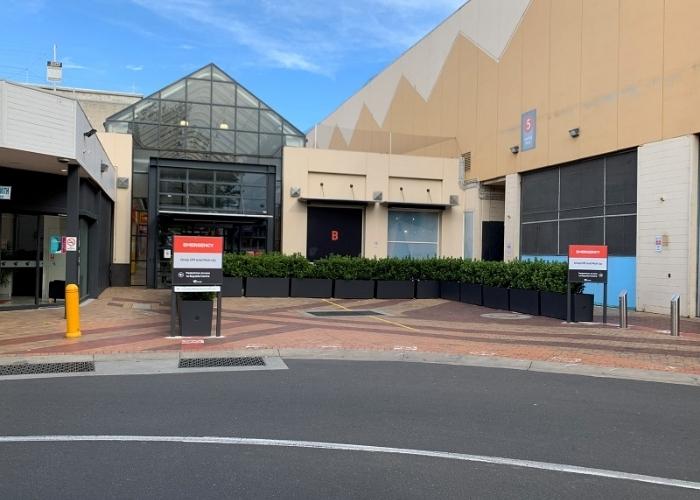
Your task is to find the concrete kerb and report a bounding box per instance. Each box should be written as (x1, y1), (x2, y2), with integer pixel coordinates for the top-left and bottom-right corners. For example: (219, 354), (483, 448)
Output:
(0, 349), (698, 386)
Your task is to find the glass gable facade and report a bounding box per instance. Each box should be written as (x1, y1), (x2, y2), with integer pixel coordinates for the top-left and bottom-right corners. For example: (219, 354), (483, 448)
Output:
(105, 64), (305, 286)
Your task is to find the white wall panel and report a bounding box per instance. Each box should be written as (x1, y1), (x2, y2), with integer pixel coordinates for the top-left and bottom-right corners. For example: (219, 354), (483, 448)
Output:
(2, 82), (75, 158)
(636, 135), (698, 316)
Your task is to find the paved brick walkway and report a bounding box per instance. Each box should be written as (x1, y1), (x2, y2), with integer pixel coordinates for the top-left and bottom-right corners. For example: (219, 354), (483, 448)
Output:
(0, 287), (699, 375)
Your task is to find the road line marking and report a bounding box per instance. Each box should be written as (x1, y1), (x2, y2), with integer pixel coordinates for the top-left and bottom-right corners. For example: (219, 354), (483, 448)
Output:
(321, 299), (420, 332)
(0, 435), (698, 491)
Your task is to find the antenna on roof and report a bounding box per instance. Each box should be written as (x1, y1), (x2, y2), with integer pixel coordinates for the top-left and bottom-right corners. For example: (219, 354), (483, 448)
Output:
(46, 43), (62, 90)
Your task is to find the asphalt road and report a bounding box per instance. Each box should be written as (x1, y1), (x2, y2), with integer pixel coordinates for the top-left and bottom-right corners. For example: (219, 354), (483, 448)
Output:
(0, 360), (698, 499)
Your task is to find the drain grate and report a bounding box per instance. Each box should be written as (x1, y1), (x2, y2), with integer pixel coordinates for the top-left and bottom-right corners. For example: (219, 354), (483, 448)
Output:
(0, 361), (95, 376)
(308, 310), (383, 317)
(178, 357), (265, 369)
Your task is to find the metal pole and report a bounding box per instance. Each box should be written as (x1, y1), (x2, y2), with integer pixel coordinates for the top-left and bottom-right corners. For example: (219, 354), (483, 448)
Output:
(170, 290), (176, 337)
(670, 294), (680, 337)
(566, 282), (571, 323)
(618, 290), (628, 329)
(215, 291), (222, 337)
(603, 283), (608, 324)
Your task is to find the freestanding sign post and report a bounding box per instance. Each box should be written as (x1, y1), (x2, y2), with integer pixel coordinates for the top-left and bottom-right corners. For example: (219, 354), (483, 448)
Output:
(170, 235), (224, 337)
(567, 245), (608, 324)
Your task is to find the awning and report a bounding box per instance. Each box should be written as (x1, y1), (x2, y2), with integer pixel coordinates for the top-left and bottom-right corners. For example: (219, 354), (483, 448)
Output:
(298, 197), (375, 206)
(380, 201), (453, 210)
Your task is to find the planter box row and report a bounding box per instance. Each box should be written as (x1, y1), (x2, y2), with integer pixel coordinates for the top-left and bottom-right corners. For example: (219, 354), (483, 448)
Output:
(222, 277), (441, 300)
(221, 277), (593, 322)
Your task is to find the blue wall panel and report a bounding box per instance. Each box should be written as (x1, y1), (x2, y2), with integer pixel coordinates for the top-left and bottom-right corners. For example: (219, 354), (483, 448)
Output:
(521, 255), (636, 308)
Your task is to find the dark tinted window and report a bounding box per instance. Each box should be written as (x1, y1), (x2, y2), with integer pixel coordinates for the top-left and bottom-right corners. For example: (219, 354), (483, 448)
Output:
(605, 215), (636, 256)
(521, 222), (558, 255)
(521, 168), (558, 222)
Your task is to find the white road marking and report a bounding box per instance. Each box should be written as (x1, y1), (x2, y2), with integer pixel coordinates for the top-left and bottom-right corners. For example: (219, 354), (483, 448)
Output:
(0, 435), (698, 491)
(393, 346), (417, 351)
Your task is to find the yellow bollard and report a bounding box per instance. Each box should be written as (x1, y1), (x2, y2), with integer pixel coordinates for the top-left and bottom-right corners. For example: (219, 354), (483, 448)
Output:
(65, 283), (81, 338)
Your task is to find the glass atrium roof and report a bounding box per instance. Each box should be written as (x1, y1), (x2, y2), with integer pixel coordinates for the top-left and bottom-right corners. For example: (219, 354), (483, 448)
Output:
(104, 63), (305, 159)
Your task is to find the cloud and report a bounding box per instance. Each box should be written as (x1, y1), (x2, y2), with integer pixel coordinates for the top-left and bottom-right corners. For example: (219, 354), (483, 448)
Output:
(129, 0), (463, 76)
(62, 58), (86, 70)
(126, 64), (144, 71)
(179, 44), (195, 50)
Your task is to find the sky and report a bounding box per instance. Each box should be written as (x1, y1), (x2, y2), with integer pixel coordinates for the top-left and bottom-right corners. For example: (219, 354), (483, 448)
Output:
(0, 0), (464, 131)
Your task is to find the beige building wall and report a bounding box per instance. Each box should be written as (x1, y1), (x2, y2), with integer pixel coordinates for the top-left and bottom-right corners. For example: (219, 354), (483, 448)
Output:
(98, 132), (133, 265)
(636, 135), (698, 317)
(282, 147), (467, 258)
(312, 0), (700, 183)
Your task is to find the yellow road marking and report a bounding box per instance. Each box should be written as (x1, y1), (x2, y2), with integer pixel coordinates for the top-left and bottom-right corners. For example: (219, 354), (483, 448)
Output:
(320, 299), (419, 332)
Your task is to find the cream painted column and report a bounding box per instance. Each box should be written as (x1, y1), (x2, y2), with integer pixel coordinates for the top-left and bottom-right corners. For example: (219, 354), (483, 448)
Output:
(503, 173), (521, 261)
(98, 133), (133, 274)
(636, 135), (698, 317)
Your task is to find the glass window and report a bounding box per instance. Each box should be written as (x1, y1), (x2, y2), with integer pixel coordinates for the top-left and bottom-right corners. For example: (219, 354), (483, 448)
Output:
(133, 124), (158, 149)
(259, 133), (282, 156)
(521, 222), (558, 255)
(212, 129), (236, 153)
(160, 167), (187, 180)
(105, 121), (130, 133)
(521, 168), (558, 222)
(237, 108), (258, 132)
(190, 66), (211, 79)
(133, 99), (159, 123)
(237, 132), (258, 155)
(237, 86), (259, 108)
(160, 194), (186, 208)
(187, 78), (211, 103)
(285, 135), (304, 147)
(212, 66), (229, 82)
(260, 110), (282, 133)
(186, 128), (211, 152)
(243, 172), (267, 186)
(387, 210), (439, 259)
(217, 171), (241, 184)
(211, 129), (236, 153)
(605, 215), (636, 256)
(189, 170), (214, 182)
(160, 100), (187, 126)
(160, 80), (186, 101)
(464, 212), (473, 259)
(186, 103), (211, 128)
(212, 82), (236, 105)
(188, 196), (214, 209)
(133, 149), (154, 173)
(159, 126), (186, 150)
(559, 218), (604, 249)
(212, 106), (235, 131)
(559, 160), (604, 218)
(132, 173), (149, 198)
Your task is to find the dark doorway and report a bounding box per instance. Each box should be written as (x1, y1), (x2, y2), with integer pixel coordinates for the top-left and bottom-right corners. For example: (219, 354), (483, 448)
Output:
(481, 221), (504, 261)
(306, 207), (363, 260)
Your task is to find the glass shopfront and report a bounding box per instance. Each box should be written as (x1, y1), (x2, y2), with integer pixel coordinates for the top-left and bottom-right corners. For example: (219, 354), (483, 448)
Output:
(0, 213), (88, 308)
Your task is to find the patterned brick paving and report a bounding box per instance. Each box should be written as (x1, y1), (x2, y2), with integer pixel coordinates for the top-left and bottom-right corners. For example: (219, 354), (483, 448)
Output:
(0, 287), (698, 374)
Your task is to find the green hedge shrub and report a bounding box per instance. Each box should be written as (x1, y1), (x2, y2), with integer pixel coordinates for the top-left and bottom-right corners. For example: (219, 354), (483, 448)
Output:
(222, 254), (580, 294)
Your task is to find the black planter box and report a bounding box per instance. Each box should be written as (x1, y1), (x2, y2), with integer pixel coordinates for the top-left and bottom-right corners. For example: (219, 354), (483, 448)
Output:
(290, 278), (333, 298)
(540, 291), (595, 322)
(482, 286), (509, 310)
(179, 299), (213, 336)
(509, 288), (540, 315)
(376, 280), (415, 299)
(333, 280), (375, 299)
(222, 277), (243, 297)
(415, 280), (440, 299)
(440, 281), (461, 301)
(245, 277), (290, 297)
(459, 283), (483, 305)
